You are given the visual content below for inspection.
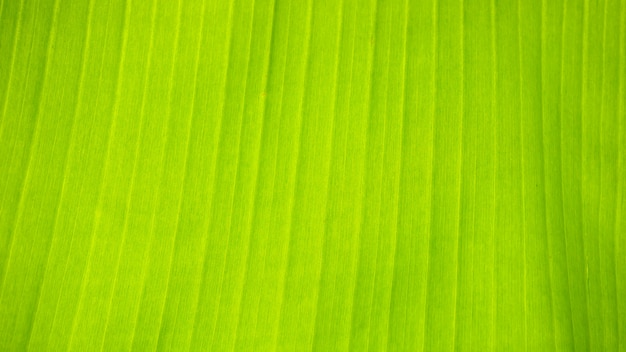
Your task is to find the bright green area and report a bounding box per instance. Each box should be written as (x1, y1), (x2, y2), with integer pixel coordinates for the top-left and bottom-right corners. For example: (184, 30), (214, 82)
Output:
(0, 0), (624, 350)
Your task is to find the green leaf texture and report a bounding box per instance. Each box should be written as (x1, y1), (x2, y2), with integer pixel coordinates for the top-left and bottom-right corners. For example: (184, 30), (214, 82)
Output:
(0, 0), (625, 350)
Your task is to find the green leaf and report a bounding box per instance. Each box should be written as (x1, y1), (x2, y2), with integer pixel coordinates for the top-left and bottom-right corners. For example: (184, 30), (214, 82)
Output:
(0, 0), (624, 350)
